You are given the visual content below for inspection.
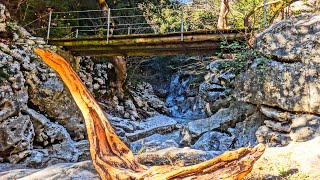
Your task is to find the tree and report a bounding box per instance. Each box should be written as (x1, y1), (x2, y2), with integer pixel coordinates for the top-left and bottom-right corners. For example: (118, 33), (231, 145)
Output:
(217, 0), (229, 29)
(34, 48), (265, 180)
(97, 0), (127, 100)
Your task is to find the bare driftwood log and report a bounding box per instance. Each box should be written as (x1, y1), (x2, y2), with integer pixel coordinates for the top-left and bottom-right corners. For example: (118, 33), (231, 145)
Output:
(34, 48), (265, 180)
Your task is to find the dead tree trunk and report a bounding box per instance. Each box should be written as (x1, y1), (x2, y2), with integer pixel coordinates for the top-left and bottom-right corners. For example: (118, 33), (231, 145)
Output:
(217, 0), (229, 29)
(110, 56), (127, 100)
(97, 0), (126, 100)
(34, 48), (265, 180)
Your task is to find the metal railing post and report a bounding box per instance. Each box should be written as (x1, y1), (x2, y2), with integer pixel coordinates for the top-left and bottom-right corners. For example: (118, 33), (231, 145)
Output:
(75, 29), (79, 38)
(128, 26), (131, 35)
(46, 11), (52, 43)
(107, 8), (111, 44)
(180, 5), (184, 41)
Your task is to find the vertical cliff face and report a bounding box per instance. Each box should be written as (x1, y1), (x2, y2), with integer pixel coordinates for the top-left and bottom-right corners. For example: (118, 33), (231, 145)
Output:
(0, 3), (85, 166)
(234, 13), (320, 146)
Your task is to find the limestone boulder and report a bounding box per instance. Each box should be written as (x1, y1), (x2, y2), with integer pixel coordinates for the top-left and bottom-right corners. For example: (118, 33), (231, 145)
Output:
(235, 58), (320, 115)
(256, 106), (320, 146)
(0, 4), (7, 31)
(0, 115), (34, 163)
(191, 131), (234, 151)
(125, 115), (177, 141)
(130, 82), (169, 117)
(231, 111), (266, 148)
(27, 77), (85, 140)
(23, 108), (79, 167)
(290, 114), (320, 142)
(187, 101), (256, 137)
(136, 147), (220, 166)
(255, 13), (320, 63)
(130, 133), (179, 154)
(0, 161), (99, 180)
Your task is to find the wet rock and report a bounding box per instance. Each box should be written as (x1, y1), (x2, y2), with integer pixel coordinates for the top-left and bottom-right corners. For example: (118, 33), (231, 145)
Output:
(130, 134), (179, 154)
(255, 13), (320, 63)
(125, 115), (177, 141)
(0, 115), (34, 163)
(187, 101), (256, 137)
(192, 131), (234, 151)
(136, 147), (220, 166)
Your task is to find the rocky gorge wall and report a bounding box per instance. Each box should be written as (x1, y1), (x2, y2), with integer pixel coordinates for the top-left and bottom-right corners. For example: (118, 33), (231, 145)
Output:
(0, 3), (175, 167)
(1, 1), (320, 172)
(236, 13), (320, 146)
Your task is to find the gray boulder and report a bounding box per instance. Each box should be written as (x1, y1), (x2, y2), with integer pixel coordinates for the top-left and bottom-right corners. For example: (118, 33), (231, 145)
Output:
(125, 115), (177, 141)
(235, 59), (320, 115)
(290, 114), (320, 142)
(187, 101), (256, 137)
(191, 131), (234, 151)
(0, 115), (34, 163)
(255, 13), (320, 63)
(256, 106), (320, 146)
(27, 77), (85, 140)
(231, 111), (266, 148)
(23, 108), (79, 167)
(0, 161), (99, 180)
(130, 134), (179, 154)
(136, 147), (220, 166)
(256, 125), (291, 146)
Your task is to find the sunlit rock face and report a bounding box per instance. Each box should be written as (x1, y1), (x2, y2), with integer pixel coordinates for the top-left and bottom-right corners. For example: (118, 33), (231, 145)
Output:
(235, 59), (320, 115)
(255, 13), (320, 63)
(235, 13), (320, 146)
(256, 106), (320, 147)
(236, 13), (320, 115)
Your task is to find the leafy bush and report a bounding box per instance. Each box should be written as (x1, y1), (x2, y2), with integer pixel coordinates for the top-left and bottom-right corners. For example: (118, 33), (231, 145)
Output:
(217, 41), (261, 75)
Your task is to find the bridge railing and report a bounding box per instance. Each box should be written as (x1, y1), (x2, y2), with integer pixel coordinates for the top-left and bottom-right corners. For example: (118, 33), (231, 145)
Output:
(40, 2), (293, 40)
(45, 4), (225, 40)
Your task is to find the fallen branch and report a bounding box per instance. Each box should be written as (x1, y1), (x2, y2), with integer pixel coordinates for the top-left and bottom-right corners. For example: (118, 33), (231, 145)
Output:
(34, 48), (265, 180)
